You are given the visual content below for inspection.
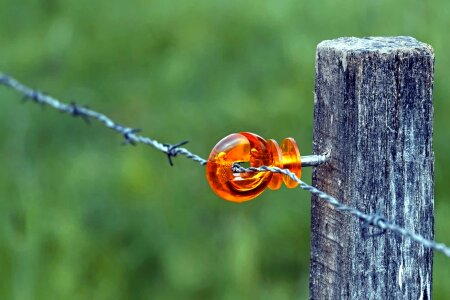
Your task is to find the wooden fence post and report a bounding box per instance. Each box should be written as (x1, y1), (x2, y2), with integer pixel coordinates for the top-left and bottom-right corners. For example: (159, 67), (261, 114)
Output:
(309, 37), (434, 299)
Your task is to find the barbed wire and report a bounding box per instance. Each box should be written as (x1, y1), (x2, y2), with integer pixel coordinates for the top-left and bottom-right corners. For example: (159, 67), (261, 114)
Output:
(0, 73), (207, 166)
(232, 164), (450, 258)
(1, 72), (450, 258)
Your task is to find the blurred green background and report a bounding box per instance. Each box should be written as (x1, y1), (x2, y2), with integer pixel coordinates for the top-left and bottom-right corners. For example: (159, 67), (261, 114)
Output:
(0, 0), (449, 299)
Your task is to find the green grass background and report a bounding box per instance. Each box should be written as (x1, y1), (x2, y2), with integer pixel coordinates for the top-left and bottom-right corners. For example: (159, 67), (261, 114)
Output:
(0, 0), (449, 299)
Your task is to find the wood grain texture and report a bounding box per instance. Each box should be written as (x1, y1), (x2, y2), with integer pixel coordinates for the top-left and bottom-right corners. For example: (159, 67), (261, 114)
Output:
(309, 37), (434, 300)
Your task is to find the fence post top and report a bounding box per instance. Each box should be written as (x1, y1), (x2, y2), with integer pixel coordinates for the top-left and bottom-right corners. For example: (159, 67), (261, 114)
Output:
(317, 36), (434, 55)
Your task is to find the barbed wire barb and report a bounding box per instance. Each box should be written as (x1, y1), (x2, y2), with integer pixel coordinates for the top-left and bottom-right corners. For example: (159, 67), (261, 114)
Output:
(1, 72), (450, 258)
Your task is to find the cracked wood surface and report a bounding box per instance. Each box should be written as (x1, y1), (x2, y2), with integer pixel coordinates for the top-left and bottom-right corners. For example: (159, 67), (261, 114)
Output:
(309, 37), (434, 300)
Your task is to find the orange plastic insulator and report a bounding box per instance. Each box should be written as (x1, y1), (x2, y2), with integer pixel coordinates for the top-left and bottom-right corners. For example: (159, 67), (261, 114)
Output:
(206, 132), (302, 203)
(267, 139), (283, 190)
(280, 137), (301, 188)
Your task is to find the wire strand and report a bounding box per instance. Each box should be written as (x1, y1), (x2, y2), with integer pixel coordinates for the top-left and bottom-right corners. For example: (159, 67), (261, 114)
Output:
(232, 164), (450, 258)
(1, 72), (450, 258)
(0, 73), (207, 166)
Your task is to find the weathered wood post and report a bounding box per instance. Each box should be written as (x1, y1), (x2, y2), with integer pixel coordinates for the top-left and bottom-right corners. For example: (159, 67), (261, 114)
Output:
(309, 37), (434, 299)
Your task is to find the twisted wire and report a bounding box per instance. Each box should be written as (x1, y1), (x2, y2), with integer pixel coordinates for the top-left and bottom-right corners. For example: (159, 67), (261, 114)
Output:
(232, 164), (450, 258)
(2, 72), (450, 258)
(0, 73), (207, 166)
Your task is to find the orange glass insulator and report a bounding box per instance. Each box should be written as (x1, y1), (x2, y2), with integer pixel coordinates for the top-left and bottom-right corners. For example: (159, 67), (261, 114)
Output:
(267, 139), (283, 190)
(280, 138), (301, 188)
(206, 132), (273, 203)
(206, 132), (302, 203)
